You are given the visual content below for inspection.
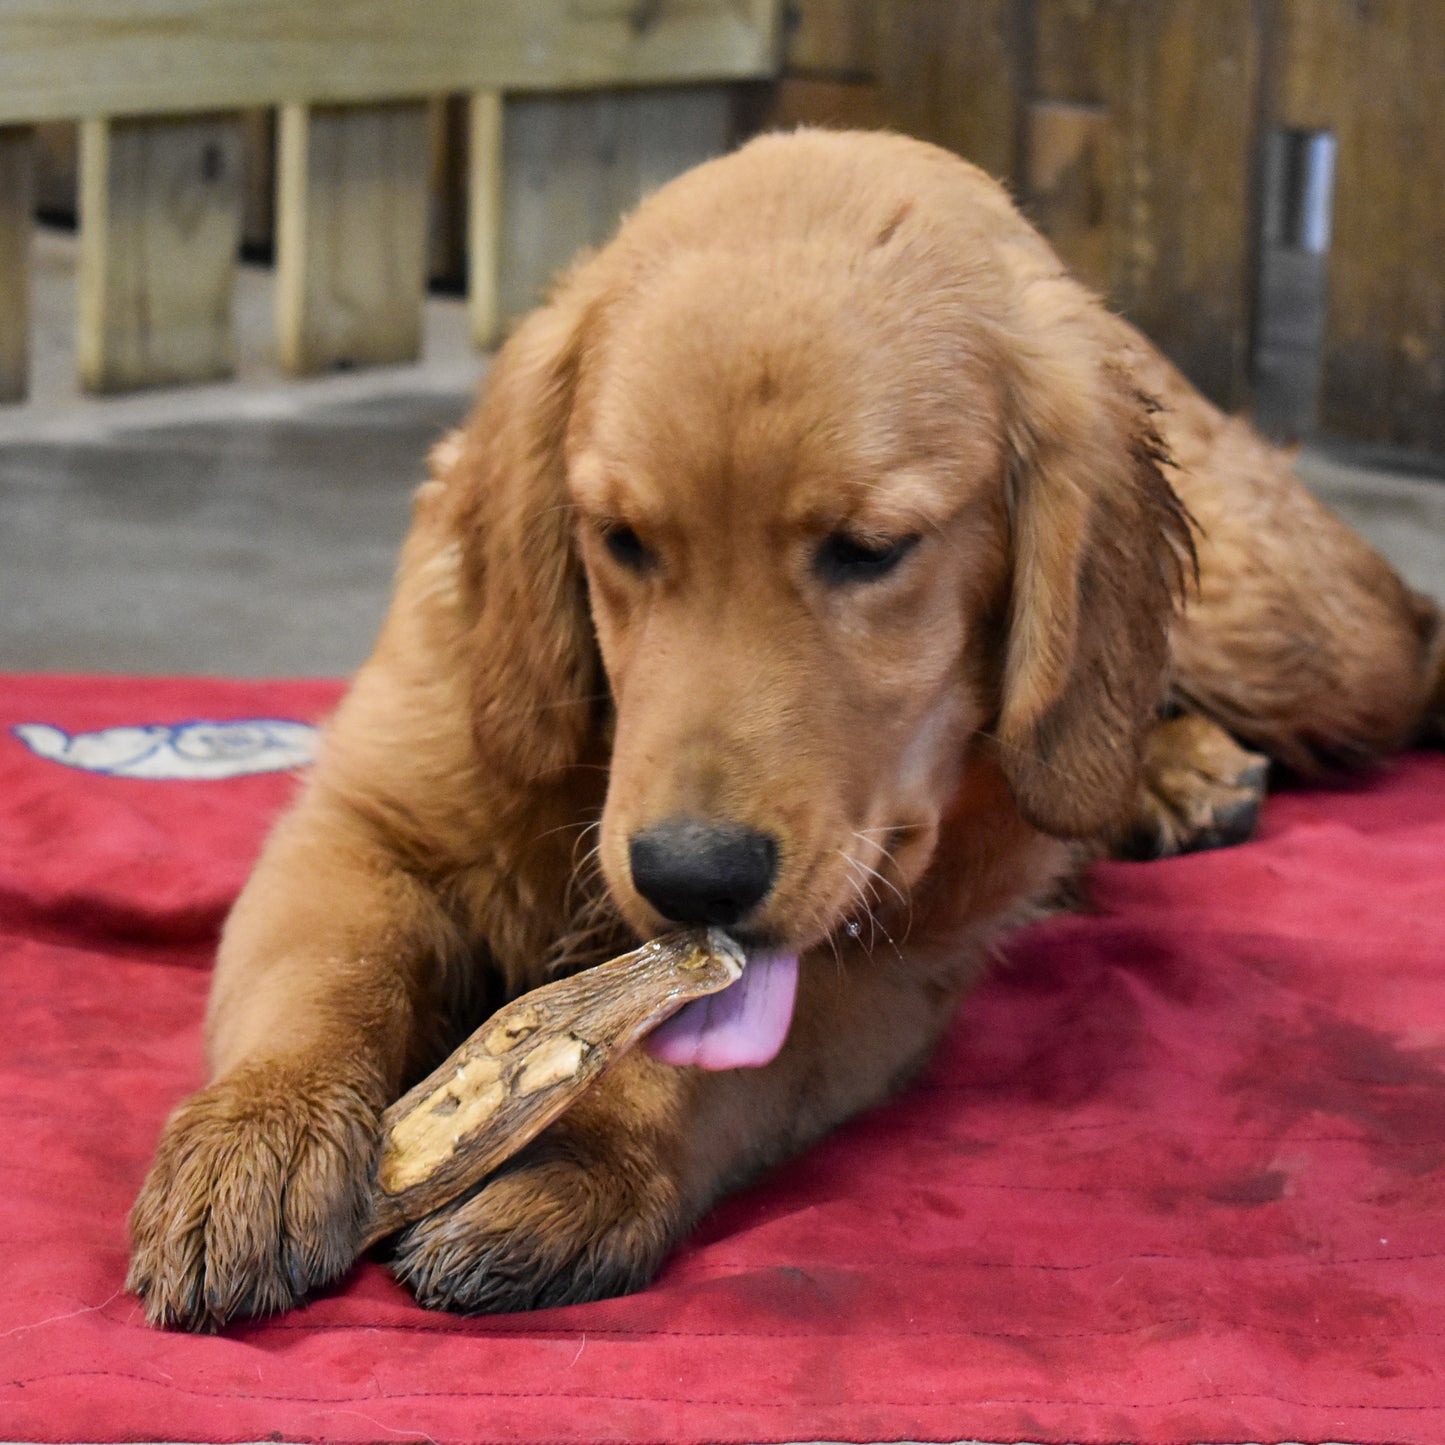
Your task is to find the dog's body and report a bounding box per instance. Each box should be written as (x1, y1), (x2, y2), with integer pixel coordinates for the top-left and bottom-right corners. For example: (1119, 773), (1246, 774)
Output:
(129, 130), (1445, 1329)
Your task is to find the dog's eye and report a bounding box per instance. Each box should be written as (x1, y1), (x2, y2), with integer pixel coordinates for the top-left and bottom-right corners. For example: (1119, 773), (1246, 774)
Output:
(599, 523), (657, 575)
(813, 531), (920, 586)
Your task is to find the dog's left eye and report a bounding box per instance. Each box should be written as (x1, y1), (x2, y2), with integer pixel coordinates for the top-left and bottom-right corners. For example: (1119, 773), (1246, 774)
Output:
(599, 523), (658, 575)
(813, 531), (921, 586)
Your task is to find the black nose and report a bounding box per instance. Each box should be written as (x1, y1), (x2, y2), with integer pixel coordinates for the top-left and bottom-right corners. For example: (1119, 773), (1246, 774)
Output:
(628, 818), (780, 927)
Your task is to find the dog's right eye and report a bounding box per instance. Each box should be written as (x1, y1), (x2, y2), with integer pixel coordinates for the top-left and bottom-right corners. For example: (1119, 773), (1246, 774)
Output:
(600, 523), (658, 575)
(813, 530), (920, 586)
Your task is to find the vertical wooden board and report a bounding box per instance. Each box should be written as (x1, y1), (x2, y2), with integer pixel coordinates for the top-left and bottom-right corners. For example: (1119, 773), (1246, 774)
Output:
(1032, 0), (1112, 103)
(785, 0), (879, 77)
(1279, 0), (1445, 449)
(1097, 0), (1260, 408)
(497, 86), (734, 326)
(874, 0), (1024, 184)
(1025, 101), (1110, 295)
(742, 0), (787, 69)
(609, 88), (738, 207)
(77, 114), (243, 393)
(1019, 0), (1111, 290)
(0, 126), (35, 403)
(276, 100), (431, 375)
(467, 90), (503, 350)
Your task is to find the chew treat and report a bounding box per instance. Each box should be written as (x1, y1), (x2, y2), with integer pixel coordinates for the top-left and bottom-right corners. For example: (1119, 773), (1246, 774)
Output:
(363, 928), (746, 1248)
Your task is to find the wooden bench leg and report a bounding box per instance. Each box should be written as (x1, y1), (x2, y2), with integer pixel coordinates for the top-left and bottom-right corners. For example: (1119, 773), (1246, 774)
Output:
(467, 90), (504, 352)
(0, 127), (36, 403)
(77, 114), (243, 392)
(275, 101), (431, 375)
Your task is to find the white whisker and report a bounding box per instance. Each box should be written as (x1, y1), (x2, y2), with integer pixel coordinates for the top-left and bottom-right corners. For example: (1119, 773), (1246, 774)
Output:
(849, 832), (911, 916)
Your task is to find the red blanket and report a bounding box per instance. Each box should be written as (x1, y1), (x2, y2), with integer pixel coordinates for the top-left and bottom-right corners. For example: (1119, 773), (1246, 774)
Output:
(1, 673), (1442, 1445)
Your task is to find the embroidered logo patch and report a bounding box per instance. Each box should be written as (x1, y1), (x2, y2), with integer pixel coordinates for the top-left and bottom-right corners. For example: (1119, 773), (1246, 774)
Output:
(12, 720), (319, 780)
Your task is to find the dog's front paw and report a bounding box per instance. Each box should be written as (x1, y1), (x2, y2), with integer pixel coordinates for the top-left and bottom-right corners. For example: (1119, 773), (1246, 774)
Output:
(127, 1062), (381, 1330)
(389, 1131), (684, 1314)
(1123, 713), (1270, 860)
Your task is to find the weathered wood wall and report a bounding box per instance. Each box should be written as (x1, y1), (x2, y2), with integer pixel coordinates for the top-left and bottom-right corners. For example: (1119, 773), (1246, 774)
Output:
(773, 0), (1445, 451)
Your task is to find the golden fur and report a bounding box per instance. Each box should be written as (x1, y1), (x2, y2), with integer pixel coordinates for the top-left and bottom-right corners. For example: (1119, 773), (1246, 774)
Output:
(129, 130), (1445, 1328)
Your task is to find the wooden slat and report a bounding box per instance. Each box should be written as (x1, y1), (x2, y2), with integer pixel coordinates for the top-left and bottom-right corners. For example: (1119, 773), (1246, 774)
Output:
(0, 127), (36, 403)
(467, 91), (505, 350)
(1025, 100), (1109, 296)
(873, 0), (1024, 184)
(1277, 0), (1445, 449)
(1095, 0), (1261, 409)
(76, 114), (243, 392)
(275, 101), (432, 375)
(496, 85), (734, 326)
(784, 0), (878, 77)
(1032, 0), (1110, 104)
(742, 0), (785, 69)
(0, 0), (780, 125)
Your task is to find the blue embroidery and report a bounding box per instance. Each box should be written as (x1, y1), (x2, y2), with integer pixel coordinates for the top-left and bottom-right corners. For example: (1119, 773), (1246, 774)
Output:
(11, 719), (319, 780)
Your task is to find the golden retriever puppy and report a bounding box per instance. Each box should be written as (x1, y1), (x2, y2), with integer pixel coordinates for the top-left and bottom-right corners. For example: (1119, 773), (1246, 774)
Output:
(128, 129), (1445, 1328)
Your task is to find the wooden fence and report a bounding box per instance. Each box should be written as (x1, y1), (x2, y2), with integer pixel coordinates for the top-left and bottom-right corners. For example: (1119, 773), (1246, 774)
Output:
(775, 0), (1445, 452)
(0, 0), (780, 401)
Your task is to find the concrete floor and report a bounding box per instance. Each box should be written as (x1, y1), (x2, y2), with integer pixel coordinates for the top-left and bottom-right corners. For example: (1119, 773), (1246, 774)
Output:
(1, 229), (1442, 677)
(2, 230), (485, 675)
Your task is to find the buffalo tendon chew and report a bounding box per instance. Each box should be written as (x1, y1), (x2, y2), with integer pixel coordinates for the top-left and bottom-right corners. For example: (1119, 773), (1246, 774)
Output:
(362, 928), (745, 1248)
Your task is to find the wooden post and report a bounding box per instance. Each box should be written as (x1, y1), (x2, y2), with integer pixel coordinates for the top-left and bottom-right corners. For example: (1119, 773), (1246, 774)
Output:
(1278, 0), (1445, 449)
(0, 126), (34, 402)
(77, 114), (243, 392)
(496, 87), (733, 327)
(785, 0), (878, 75)
(467, 90), (504, 351)
(1095, 0), (1262, 410)
(275, 100), (432, 375)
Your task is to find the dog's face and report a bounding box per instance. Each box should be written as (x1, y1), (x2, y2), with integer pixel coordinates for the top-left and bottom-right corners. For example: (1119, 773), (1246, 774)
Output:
(564, 253), (1013, 951)
(452, 142), (1191, 960)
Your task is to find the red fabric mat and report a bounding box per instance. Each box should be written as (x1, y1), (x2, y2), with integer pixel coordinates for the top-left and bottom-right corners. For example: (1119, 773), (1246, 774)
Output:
(1, 673), (1443, 1445)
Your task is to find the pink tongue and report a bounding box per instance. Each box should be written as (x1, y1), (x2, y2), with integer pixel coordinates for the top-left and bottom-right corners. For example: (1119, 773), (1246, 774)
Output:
(644, 948), (799, 1070)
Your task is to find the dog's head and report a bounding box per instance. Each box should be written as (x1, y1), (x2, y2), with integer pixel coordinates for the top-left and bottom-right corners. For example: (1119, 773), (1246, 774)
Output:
(442, 132), (1191, 959)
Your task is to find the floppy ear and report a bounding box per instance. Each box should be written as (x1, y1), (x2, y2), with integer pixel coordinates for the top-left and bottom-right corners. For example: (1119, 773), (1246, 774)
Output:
(439, 295), (602, 785)
(995, 280), (1194, 838)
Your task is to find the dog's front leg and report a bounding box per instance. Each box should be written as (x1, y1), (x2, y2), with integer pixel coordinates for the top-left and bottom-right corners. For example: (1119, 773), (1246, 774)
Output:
(127, 795), (455, 1331)
(390, 945), (961, 1313)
